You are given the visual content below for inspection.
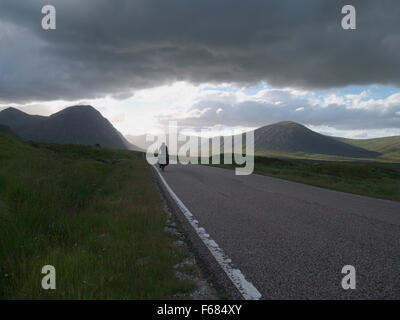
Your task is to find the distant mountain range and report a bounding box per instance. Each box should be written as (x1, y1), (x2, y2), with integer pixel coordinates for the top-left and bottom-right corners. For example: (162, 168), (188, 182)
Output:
(1, 105), (399, 160)
(0, 105), (140, 151)
(128, 121), (400, 161)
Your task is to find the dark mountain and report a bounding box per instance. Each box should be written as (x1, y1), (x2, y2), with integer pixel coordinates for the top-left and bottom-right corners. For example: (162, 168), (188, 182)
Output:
(0, 107), (46, 138)
(128, 121), (381, 158)
(0, 105), (139, 150)
(252, 121), (379, 158)
(0, 124), (20, 139)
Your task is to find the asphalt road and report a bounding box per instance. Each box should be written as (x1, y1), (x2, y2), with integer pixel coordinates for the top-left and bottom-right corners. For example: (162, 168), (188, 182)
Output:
(159, 164), (400, 299)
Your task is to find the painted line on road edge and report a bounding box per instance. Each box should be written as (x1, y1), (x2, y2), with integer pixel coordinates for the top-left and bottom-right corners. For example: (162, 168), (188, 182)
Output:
(153, 166), (262, 300)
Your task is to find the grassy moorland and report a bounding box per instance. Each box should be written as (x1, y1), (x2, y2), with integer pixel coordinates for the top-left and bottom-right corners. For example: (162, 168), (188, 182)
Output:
(213, 155), (400, 201)
(0, 134), (194, 299)
(337, 136), (400, 162)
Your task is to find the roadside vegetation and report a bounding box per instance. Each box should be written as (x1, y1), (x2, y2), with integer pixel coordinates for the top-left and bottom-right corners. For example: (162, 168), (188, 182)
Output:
(214, 155), (400, 201)
(0, 133), (195, 299)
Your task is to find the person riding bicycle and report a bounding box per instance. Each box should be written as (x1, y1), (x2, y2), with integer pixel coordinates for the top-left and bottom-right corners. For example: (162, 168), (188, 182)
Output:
(158, 142), (169, 171)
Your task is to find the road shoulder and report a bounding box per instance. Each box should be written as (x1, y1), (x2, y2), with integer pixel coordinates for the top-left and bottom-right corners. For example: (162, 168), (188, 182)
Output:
(151, 166), (243, 300)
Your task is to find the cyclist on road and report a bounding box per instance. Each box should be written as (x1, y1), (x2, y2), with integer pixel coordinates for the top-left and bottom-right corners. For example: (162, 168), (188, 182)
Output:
(158, 142), (169, 171)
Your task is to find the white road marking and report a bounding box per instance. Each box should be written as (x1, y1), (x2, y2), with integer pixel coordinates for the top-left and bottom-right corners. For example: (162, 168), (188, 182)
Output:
(153, 166), (262, 300)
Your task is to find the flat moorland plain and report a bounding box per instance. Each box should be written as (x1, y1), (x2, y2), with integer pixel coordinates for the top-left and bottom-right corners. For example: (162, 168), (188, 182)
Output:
(0, 134), (195, 299)
(212, 155), (400, 202)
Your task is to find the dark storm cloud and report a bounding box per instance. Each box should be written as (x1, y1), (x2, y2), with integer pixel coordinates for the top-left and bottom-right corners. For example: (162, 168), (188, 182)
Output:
(1, 0), (400, 102)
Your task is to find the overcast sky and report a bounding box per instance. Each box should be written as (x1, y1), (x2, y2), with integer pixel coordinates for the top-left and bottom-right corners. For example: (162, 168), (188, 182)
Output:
(1, 0), (400, 138)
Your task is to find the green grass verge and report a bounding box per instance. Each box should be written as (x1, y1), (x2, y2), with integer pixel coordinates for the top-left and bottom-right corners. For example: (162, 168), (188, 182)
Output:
(0, 134), (193, 299)
(213, 155), (400, 201)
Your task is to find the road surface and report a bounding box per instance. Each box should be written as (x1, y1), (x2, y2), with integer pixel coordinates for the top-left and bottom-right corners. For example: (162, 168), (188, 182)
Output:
(158, 164), (400, 299)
